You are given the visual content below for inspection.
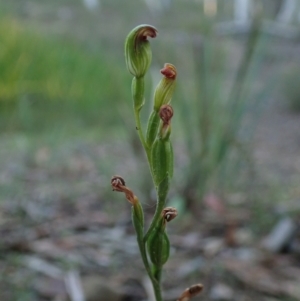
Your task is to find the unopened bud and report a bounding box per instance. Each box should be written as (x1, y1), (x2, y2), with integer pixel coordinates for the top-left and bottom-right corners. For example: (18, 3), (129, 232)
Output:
(111, 175), (138, 205)
(159, 104), (173, 125)
(162, 207), (178, 223)
(154, 63), (177, 112)
(111, 175), (126, 191)
(159, 105), (173, 140)
(151, 139), (173, 186)
(147, 214), (170, 267)
(125, 25), (157, 78)
(161, 63), (177, 79)
(177, 284), (203, 301)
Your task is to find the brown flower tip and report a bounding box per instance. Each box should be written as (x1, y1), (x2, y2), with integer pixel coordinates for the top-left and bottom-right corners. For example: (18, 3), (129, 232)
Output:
(162, 207), (178, 223)
(111, 175), (126, 192)
(177, 284), (203, 301)
(136, 25), (157, 44)
(161, 63), (177, 79)
(111, 175), (137, 205)
(159, 104), (173, 125)
(188, 284), (203, 296)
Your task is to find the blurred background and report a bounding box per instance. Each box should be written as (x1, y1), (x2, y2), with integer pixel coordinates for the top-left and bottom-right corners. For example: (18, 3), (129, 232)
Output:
(0, 0), (300, 300)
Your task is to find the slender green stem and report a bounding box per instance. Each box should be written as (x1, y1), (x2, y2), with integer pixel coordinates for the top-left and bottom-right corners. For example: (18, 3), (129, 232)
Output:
(152, 269), (163, 301)
(136, 233), (153, 278)
(132, 77), (153, 164)
(134, 108), (148, 152)
(132, 205), (163, 301)
(153, 265), (162, 283)
(135, 220), (163, 301)
(133, 80), (158, 186)
(132, 77), (164, 301)
(138, 245), (163, 301)
(134, 108), (153, 161)
(144, 194), (166, 243)
(141, 186), (167, 301)
(132, 77), (147, 149)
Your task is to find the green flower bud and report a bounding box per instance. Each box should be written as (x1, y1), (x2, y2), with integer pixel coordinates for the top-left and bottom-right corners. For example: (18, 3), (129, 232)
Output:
(154, 63), (177, 112)
(157, 176), (170, 205)
(165, 141), (173, 179)
(159, 104), (173, 140)
(150, 104), (174, 187)
(125, 25), (157, 78)
(146, 110), (160, 148)
(147, 218), (170, 267)
(151, 139), (173, 186)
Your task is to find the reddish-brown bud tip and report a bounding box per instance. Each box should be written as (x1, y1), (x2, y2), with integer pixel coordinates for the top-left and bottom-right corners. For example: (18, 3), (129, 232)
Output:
(177, 284), (203, 301)
(159, 104), (173, 125)
(137, 26), (157, 42)
(188, 284), (203, 296)
(161, 63), (177, 79)
(111, 175), (126, 192)
(162, 207), (178, 223)
(111, 175), (137, 205)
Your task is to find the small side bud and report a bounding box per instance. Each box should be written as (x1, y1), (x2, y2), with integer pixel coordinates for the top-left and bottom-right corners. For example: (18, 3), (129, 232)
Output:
(177, 284), (204, 301)
(153, 106), (174, 180)
(162, 207), (178, 223)
(111, 175), (138, 205)
(154, 63), (177, 112)
(159, 104), (173, 140)
(111, 178), (144, 240)
(111, 175), (126, 191)
(159, 104), (173, 125)
(125, 25), (157, 78)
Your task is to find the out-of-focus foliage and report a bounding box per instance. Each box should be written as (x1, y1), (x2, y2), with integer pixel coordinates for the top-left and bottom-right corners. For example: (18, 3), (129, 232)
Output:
(281, 65), (300, 112)
(0, 18), (130, 131)
(174, 19), (267, 210)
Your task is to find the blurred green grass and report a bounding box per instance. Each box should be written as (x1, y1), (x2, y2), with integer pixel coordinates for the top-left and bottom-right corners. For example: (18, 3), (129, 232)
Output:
(0, 17), (130, 132)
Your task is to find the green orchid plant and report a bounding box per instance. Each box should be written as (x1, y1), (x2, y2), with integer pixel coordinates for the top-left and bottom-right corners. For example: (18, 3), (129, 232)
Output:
(111, 24), (203, 301)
